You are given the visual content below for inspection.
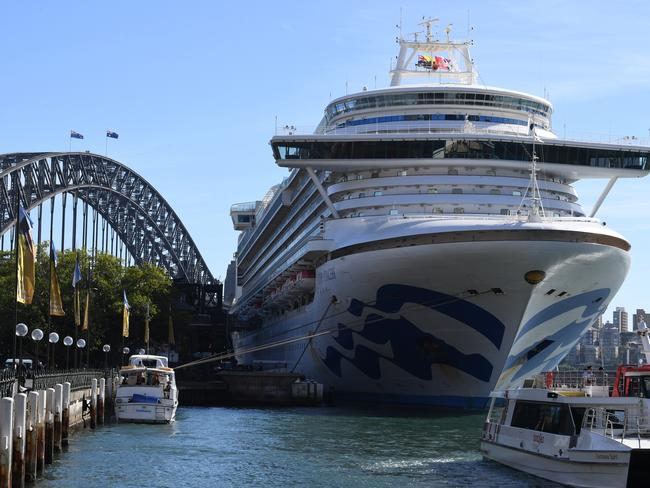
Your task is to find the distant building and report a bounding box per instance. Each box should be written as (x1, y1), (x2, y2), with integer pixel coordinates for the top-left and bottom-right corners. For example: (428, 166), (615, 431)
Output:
(613, 307), (629, 333)
(633, 308), (647, 331)
(601, 322), (620, 367)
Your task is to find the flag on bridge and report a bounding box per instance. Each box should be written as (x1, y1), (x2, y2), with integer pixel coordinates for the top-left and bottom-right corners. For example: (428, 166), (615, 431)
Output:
(49, 241), (65, 316)
(16, 206), (36, 304)
(70, 130), (84, 139)
(106, 130), (119, 139)
(122, 289), (130, 338)
(72, 254), (82, 326)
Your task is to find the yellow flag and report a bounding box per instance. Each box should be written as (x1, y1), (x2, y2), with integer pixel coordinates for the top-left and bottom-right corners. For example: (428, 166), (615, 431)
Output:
(82, 291), (90, 331)
(74, 289), (81, 326)
(16, 207), (35, 304)
(168, 307), (175, 345)
(122, 290), (130, 338)
(49, 242), (65, 316)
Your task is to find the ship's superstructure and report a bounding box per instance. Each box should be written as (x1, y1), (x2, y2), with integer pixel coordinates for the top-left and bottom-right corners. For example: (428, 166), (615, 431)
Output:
(225, 21), (649, 407)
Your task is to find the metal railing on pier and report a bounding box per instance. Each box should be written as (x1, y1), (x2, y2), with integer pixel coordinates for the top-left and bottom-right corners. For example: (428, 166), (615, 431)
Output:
(31, 369), (108, 392)
(0, 369), (16, 397)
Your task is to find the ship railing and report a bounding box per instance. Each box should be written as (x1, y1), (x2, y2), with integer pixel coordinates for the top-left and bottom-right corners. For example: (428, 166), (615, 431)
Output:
(583, 407), (650, 447)
(541, 370), (616, 389)
(277, 123), (650, 146)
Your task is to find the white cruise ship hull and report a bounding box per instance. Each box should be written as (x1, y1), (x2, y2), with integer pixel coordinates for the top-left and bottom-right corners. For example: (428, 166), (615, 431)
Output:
(233, 220), (629, 408)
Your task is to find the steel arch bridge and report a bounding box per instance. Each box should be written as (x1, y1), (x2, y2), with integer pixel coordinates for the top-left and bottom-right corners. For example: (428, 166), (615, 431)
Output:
(0, 152), (215, 285)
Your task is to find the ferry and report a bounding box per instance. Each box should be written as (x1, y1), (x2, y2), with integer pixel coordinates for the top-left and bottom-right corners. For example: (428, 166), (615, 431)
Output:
(115, 355), (178, 423)
(225, 19), (650, 408)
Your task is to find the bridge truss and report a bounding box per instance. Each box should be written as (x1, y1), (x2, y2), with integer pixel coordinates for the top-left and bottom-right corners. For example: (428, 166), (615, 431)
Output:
(0, 152), (216, 285)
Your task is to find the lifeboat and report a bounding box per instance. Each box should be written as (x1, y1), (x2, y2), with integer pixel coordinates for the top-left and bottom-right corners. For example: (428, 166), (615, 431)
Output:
(295, 270), (315, 292)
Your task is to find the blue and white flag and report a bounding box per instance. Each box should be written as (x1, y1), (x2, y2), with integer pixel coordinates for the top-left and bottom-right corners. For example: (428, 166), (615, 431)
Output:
(106, 130), (119, 139)
(72, 255), (82, 288)
(70, 130), (84, 139)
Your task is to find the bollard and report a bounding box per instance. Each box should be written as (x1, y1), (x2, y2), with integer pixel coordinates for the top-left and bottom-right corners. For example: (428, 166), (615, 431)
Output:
(11, 394), (26, 488)
(61, 383), (70, 448)
(44, 389), (54, 465)
(53, 385), (63, 453)
(0, 397), (14, 488)
(24, 393), (37, 483)
(90, 379), (97, 430)
(35, 392), (45, 474)
(98, 378), (105, 425)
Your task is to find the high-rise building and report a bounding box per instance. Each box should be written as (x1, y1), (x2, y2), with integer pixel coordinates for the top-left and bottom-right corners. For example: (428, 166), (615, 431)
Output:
(613, 307), (629, 333)
(601, 321), (620, 367)
(632, 308), (647, 331)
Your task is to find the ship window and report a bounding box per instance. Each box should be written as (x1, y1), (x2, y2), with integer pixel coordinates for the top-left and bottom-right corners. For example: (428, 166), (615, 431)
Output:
(490, 189), (501, 195)
(371, 172), (379, 178)
(398, 170), (408, 176)
(512, 190), (522, 196)
(452, 188), (463, 194)
(453, 207), (465, 214)
(237, 215), (251, 223)
(433, 207), (444, 214)
(487, 169), (496, 176)
(511, 401), (574, 435)
(389, 209), (399, 216)
(428, 188), (437, 194)
(358, 193), (366, 198)
(500, 209), (510, 215)
(373, 191), (383, 196)
(448, 169), (458, 175)
(357, 174), (364, 180)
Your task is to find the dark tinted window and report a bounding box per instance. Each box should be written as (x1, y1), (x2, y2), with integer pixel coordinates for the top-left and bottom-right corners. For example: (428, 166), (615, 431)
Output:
(511, 401), (574, 435)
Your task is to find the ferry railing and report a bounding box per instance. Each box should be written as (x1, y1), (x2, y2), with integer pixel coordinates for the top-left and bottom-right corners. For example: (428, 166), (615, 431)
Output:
(583, 407), (650, 447)
(545, 370), (616, 389)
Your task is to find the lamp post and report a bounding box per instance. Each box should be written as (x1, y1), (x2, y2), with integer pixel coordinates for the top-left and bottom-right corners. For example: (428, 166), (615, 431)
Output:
(63, 336), (74, 370)
(16, 323), (28, 370)
(138, 348), (145, 356)
(76, 339), (86, 368)
(48, 332), (59, 369)
(122, 347), (130, 366)
(102, 344), (111, 369)
(31, 328), (44, 369)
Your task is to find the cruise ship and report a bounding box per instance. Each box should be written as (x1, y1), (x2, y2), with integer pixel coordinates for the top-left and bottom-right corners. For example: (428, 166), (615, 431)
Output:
(224, 21), (649, 408)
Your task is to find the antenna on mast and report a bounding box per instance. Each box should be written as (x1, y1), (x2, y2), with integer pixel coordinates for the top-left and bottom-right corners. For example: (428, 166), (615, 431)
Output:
(418, 16), (439, 42)
(444, 23), (453, 43)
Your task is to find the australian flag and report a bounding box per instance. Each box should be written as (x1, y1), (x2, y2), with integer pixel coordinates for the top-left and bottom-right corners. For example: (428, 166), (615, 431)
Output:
(70, 130), (84, 139)
(106, 130), (119, 139)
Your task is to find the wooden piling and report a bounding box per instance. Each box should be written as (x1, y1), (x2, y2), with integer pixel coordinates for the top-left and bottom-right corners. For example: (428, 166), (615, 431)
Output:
(61, 383), (70, 448)
(11, 394), (26, 488)
(44, 389), (54, 465)
(97, 378), (105, 425)
(0, 397), (14, 488)
(24, 393), (37, 482)
(90, 379), (97, 430)
(53, 385), (62, 453)
(35, 392), (45, 474)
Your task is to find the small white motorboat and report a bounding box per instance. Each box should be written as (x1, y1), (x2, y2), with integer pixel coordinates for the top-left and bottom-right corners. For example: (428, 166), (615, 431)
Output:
(481, 364), (650, 488)
(115, 354), (178, 423)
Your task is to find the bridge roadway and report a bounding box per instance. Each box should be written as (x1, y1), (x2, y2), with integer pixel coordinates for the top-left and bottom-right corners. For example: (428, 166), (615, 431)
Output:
(0, 152), (215, 286)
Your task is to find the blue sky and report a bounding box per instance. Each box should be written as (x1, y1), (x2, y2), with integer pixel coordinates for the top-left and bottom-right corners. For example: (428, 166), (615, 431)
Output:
(1, 1), (649, 320)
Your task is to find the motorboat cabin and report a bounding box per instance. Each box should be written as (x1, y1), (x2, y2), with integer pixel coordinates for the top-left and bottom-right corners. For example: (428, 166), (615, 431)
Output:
(115, 354), (178, 423)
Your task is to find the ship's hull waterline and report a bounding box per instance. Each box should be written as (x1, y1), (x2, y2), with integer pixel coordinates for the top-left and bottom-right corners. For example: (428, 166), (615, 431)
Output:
(233, 233), (629, 408)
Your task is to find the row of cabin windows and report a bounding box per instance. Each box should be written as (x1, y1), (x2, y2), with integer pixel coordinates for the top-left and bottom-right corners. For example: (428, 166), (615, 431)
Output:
(510, 401), (589, 436)
(345, 189), (527, 198)
(338, 169), (566, 182)
(346, 207), (565, 218)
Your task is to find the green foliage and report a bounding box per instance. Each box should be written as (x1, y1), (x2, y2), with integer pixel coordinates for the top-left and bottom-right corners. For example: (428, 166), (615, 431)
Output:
(0, 246), (174, 364)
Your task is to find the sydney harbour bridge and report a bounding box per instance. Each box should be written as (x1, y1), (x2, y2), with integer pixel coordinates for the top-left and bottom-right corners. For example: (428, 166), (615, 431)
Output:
(0, 152), (216, 289)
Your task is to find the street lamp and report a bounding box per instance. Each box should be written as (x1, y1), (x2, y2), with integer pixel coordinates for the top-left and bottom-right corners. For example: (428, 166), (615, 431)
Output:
(102, 344), (111, 369)
(138, 348), (145, 355)
(16, 323), (28, 370)
(31, 328), (44, 369)
(48, 332), (59, 369)
(76, 339), (86, 368)
(122, 347), (130, 366)
(63, 336), (73, 369)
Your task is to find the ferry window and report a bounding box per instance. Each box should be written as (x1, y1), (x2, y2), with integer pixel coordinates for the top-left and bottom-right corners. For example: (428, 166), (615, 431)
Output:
(511, 402), (573, 435)
(373, 191), (383, 196)
(570, 407), (585, 435)
(452, 188), (463, 194)
(642, 377), (650, 398)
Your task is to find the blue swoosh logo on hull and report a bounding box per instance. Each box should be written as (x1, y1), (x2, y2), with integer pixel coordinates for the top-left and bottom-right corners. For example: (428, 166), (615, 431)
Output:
(320, 284), (505, 382)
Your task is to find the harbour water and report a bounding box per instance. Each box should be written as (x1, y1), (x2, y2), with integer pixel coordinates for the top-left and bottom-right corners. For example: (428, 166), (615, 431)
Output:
(38, 406), (562, 487)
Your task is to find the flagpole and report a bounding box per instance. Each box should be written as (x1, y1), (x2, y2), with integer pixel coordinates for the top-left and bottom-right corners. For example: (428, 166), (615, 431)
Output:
(48, 196), (55, 336)
(12, 180), (21, 368)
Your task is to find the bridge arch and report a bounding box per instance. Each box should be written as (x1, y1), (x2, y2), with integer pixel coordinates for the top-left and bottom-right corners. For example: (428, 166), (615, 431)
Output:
(0, 152), (215, 285)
